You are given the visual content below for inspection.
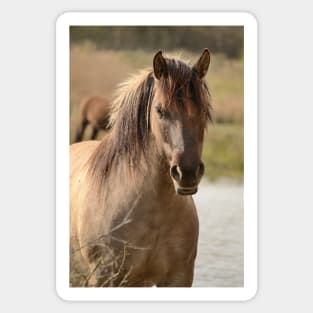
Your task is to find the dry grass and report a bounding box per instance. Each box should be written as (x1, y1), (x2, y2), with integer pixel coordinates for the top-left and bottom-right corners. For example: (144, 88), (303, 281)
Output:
(203, 124), (243, 180)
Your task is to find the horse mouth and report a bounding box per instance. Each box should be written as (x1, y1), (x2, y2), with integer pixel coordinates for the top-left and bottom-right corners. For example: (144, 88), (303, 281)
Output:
(176, 186), (198, 195)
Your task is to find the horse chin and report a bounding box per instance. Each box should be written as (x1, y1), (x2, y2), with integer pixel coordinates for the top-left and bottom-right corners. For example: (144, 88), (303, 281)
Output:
(176, 186), (198, 196)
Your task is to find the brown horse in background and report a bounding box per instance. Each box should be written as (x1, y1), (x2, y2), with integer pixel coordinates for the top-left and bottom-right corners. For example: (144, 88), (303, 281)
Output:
(70, 49), (212, 287)
(74, 96), (111, 142)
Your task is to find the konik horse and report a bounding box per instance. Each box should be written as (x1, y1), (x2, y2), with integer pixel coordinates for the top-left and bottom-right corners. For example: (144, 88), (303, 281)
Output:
(74, 96), (111, 142)
(70, 49), (212, 287)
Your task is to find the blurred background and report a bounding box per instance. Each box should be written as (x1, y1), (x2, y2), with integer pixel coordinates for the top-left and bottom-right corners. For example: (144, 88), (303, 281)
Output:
(70, 26), (244, 287)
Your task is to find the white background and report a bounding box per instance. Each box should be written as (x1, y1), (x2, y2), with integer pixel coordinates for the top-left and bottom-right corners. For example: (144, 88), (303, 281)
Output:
(56, 12), (257, 301)
(0, 0), (312, 312)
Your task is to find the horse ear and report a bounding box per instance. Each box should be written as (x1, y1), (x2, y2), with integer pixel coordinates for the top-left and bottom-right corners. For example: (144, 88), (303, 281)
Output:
(193, 48), (211, 79)
(153, 50), (168, 79)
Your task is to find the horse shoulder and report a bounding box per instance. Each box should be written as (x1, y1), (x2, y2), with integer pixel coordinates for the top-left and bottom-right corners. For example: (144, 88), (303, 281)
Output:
(70, 141), (101, 238)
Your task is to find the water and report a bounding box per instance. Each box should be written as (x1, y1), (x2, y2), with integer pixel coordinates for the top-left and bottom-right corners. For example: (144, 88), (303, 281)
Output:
(192, 179), (244, 287)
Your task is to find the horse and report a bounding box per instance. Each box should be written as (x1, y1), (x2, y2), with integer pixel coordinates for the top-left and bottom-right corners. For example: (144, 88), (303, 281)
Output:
(70, 49), (212, 287)
(74, 96), (112, 142)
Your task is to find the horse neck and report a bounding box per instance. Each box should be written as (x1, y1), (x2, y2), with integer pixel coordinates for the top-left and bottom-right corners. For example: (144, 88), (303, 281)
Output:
(137, 139), (176, 199)
(88, 129), (177, 205)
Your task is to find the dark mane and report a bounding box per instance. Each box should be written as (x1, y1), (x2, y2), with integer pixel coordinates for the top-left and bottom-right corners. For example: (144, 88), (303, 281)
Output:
(87, 57), (212, 184)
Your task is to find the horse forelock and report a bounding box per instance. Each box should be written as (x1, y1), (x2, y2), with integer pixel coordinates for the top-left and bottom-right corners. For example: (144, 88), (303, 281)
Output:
(157, 58), (212, 122)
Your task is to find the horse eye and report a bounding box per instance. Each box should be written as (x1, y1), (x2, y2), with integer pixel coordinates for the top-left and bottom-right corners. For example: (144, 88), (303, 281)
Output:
(156, 106), (168, 119)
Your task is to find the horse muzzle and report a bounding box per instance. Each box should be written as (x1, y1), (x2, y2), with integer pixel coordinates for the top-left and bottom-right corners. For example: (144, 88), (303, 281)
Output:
(170, 161), (204, 196)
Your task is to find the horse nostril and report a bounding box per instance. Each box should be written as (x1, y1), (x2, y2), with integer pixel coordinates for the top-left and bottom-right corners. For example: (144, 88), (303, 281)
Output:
(198, 162), (205, 178)
(170, 165), (182, 182)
